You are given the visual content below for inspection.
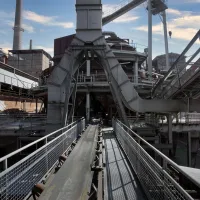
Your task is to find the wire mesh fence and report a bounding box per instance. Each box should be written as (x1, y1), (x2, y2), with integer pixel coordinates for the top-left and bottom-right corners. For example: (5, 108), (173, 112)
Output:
(113, 119), (194, 200)
(0, 118), (85, 200)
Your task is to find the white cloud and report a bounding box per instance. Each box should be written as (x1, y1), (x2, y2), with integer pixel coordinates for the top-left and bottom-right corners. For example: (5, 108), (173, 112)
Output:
(22, 24), (34, 33)
(0, 42), (12, 53)
(0, 11), (14, 19)
(103, 4), (139, 23)
(167, 8), (182, 16)
(136, 9), (200, 42)
(6, 20), (34, 33)
(24, 11), (74, 29)
(35, 46), (53, 56)
(182, 0), (200, 3)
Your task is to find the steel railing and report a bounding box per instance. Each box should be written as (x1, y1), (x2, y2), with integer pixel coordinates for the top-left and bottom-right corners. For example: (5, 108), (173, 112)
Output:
(162, 62), (200, 98)
(0, 72), (38, 89)
(77, 74), (155, 86)
(0, 62), (38, 82)
(113, 119), (194, 200)
(0, 118), (85, 200)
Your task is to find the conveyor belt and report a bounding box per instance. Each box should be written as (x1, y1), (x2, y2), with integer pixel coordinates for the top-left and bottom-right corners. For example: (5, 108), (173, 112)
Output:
(104, 132), (147, 200)
(38, 125), (98, 200)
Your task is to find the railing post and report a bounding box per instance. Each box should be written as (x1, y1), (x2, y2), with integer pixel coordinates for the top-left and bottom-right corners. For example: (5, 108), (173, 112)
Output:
(45, 138), (48, 172)
(3, 159), (7, 170)
(3, 159), (8, 200)
(162, 159), (168, 199)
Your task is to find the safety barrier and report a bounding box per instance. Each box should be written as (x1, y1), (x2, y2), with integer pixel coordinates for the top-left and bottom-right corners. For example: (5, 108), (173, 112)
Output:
(0, 72), (38, 89)
(0, 118), (85, 200)
(113, 119), (194, 200)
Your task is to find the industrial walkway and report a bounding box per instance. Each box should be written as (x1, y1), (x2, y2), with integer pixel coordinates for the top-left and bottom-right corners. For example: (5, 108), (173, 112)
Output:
(38, 125), (98, 200)
(104, 132), (146, 200)
(0, 61), (38, 89)
(1, 119), (200, 200)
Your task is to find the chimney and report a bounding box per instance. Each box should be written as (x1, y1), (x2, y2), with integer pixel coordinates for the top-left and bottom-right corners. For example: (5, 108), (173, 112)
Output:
(13, 0), (24, 50)
(30, 39), (32, 50)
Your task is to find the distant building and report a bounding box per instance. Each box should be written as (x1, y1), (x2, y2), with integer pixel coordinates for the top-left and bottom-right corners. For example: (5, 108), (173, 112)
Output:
(153, 53), (186, 73)
(7, 49), (52, 78)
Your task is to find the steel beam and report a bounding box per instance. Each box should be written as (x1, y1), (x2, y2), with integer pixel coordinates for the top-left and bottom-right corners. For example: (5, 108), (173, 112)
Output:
(153, 29), (200, 95)
(134, 57), (139, 85)
(102, 0), (146, 25)
(188, 132), (192, 167)
(148, 0), (152, 81)
(162, 11), (170, 71)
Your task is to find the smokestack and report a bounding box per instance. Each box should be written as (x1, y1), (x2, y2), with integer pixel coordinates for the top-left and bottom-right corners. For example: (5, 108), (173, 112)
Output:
(30, 39), (32, 50)
(13, 0), (24, 50)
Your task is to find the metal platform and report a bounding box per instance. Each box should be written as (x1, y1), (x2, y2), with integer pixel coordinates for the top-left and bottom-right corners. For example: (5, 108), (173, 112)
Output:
(104, 132), (147, 200)
(38, 125), (98, 200)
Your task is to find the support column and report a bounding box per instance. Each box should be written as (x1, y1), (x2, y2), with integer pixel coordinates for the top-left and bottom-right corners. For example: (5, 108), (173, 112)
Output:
(86, 60), (91, 122)
(168, 114), (172, 144)
(162, 11), (170, 71)
(148, 0), (152, 81)
(168, 114), (173, 157)
(36, 99), (38, 113)
(86, 93), (90, 122)
(86, 60), (91, 76)
(23, 100), (26, 112)
(134, 57), (138, 85)
(187, 132), (191, 167)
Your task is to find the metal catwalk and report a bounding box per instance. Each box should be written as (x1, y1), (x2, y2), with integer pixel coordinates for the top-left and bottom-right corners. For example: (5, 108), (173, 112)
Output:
(38, 125), (98, 200)
(104, 132), (147, 200)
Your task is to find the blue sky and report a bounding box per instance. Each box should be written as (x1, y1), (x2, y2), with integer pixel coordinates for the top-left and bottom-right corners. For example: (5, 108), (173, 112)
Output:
(0, 0), (200, 59)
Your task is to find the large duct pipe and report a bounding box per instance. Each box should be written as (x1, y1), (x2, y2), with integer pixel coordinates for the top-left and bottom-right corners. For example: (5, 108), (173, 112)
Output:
(13, 0), (23, 50)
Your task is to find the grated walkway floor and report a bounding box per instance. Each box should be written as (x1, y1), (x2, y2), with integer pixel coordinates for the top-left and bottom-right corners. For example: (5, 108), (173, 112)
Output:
(104, 133), (147, 200)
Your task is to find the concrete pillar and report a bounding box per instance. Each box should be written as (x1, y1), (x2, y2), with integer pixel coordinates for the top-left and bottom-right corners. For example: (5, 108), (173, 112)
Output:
(86, 60), (90, 121)
(86, 93), (90, 121)
(187, 132), (192, 167)
(162, 11), (170, 71)
(168, 114), (173, 144)
(86, 60), (91, 76)
(190, 132), (200, 167)
(148, 0), (152, 81)
(134, 58), (138, 85)
(23, 100), (26, 111)
(36, 99), (38, 113)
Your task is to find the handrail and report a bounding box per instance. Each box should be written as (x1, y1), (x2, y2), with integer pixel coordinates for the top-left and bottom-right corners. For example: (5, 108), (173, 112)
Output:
(0, 72), (38, 89)
(116, 119), (200, 189)
(152, 30), (200, 96)
(0, 118), (85, 200)
(0, 61), (39, 82)
(0, 118), (83, 163)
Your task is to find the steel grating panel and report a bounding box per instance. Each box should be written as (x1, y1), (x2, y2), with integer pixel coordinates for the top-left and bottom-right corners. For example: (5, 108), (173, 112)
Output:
(113, 188), (126, 200)
(109, 162), (122, 190)
(113, 147), (123, 160)
(104, 132), (147, 200)
(125, 183), (137, 200)
(107, 149), (116, 163)
(118, 160), (131, 185)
